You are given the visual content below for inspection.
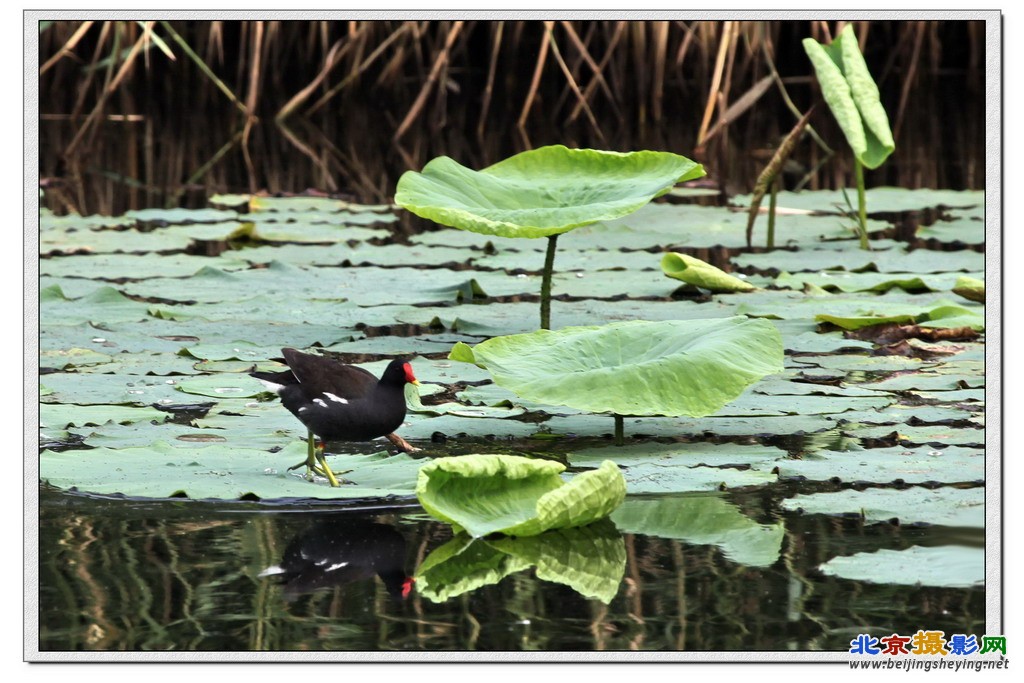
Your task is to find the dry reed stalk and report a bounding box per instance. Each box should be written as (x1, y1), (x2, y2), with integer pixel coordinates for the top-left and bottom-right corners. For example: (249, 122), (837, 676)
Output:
(477, 21), (504, 142)
(702, 74), (774, 144)
(64, 22), (126, 158)
(546, 22), (606, 144)
(673, 21), (695, 69)
(307, 23), (410, 116)
(394, 21), (464, 141)
(276, 39), (346, 121)
(651, 21), (669, 122)
(519, 22), (552, 130)
(40, 21), (94, 75)
(559, 21), (618, 110)
(893, 20), (926, 142)
(241, 20), (265, 192)
(568, 21), (626, 125)
(696, 20), (733, 147)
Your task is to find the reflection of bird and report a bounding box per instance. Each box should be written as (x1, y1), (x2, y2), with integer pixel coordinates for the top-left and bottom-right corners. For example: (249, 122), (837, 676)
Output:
(258, 518), (413, 601)
(251, 349), (420, 486)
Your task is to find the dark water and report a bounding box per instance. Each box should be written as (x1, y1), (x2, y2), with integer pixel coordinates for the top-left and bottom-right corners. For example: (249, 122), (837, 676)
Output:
(37, 484), (984, 653)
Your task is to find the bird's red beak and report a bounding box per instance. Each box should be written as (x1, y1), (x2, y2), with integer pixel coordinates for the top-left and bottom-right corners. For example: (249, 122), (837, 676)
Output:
(403, 362), (420, 386)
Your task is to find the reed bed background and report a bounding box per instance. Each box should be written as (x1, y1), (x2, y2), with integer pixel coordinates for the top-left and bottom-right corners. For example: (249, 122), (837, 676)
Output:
(38, 19), (985, 216)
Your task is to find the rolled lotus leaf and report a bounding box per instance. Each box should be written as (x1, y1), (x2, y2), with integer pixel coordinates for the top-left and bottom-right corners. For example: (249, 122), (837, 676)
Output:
(661, 252), (756, 292)
(803, 25), (894, 169)
(952, 275), (985, 303)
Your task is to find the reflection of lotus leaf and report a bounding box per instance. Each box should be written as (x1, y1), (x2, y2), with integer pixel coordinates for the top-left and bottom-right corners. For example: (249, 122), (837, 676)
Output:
(395, 145), (705, 239)
(414, 520), (625, 604)
(610, 495), (784, 567)
(819, 545), (983, 588)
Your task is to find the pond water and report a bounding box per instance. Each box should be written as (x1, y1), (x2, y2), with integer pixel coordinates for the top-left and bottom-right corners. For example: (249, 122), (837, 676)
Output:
(38, 476), (984, 653)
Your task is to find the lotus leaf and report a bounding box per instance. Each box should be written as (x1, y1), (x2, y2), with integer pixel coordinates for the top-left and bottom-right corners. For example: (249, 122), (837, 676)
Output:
(782, 485), (983, 527)
(395, 145), (705, 239)
(449, 317), (784, 417)
(803, 25), (894, 169)
(661, 252), (755, 292)
(953, 275), (985, 303)
(415, 454), (626, 538)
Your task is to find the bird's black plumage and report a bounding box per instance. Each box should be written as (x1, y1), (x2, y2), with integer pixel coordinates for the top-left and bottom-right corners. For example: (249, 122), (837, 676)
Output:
(252, 349), (418, 443)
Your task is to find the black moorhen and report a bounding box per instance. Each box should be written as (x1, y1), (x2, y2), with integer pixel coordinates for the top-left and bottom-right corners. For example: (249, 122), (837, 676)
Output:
(252, 348), (420, 486)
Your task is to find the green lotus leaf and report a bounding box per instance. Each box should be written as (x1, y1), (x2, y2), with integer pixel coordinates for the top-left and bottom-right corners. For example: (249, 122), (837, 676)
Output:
(415, 521), (625, 604)
(415, 454), (626, 538)
(661, 252), (755, 292)
(395, 145), (705, 239)
(804, 26), (894, 169)
(816, 303), (984, 331)
(953, 275), (985, 303)
(448, 318), (784, 417)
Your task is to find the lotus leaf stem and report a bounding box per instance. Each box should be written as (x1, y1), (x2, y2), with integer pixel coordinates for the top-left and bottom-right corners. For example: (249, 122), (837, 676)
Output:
(767, 176), (779, 250)
(614, 414), (624, 446)
(540, 234), (559, 329)
(854, 158), (870, 250)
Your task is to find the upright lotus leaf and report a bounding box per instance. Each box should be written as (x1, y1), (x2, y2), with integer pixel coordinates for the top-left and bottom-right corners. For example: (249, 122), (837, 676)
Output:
(448, 318), (784, 418)
(803, 25), (894, 170)
(661, 252), (755, 292)
(395, 145), (705, 328)
(395, 145), (705, 239)
(804, 25), (894, 251)
(415, 454), (626, 538)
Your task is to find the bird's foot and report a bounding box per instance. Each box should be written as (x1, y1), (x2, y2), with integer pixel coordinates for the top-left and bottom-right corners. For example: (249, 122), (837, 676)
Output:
(386, 432), (420, 453)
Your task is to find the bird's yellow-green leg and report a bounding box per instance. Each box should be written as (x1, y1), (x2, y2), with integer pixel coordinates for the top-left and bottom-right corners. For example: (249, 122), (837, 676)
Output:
(287, 431), (324, 481)
(313, 443), (341, 488)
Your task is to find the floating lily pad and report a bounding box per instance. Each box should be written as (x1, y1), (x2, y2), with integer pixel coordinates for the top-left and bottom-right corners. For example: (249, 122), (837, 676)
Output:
(39, 347), (113, 370)
(40, 441), (423, 501)
(776, 271), (980, 294)
(41, 284), (152, 326)
(782, 485), (984, 527)
(40, 372), (188, 406)
(818, 545), (983, 588)
(733, 188), (983, 214)
(762, 445), (983, 484)
(40, 403), (169, 429)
